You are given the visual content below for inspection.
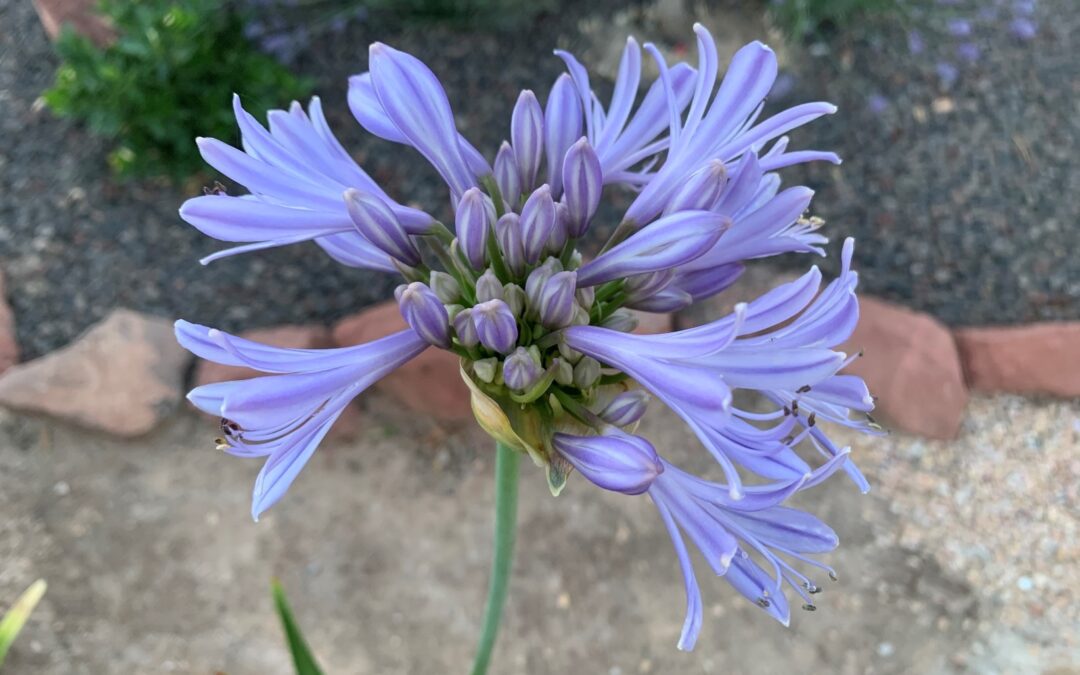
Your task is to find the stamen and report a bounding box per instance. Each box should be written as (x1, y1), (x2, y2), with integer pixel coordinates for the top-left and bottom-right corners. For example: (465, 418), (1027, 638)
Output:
(801, 603), (817, 611)
(807, 412), (817, 427)
(796, 384), (812, 394)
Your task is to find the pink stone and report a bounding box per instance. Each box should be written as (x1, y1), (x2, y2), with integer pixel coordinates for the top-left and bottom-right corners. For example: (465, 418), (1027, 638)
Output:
(841, 297), (969, 440)
(0, 309), (189, 437)
(0, 269), (19, 375)
(955, 323), (1080, 397)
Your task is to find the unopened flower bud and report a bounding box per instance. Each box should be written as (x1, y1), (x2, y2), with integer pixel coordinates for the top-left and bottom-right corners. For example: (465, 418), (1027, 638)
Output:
(472, 299), (518, 354)
(561, 137), (602, 237)
(511, 90), (543, 190)
(453, 308), (479, 347)
(553, 357), (574, 386)
(444, 303), (464, 320)
(397, 281), (450, 348)
(599, 390), (650, 427)
(503, 284), (526, 317)
(524, 259), (561, 317)
(576, 286), (595, 312)
(664, 160), (727, 215)
(544, 73), (583, 197)
(456, 187), (493, 270)
(473, 357), (498, 383)
(573, 356), (601, 389)
(520, 185), (556, 264)
(494, 141), (521, 205)
(475, 268), (504, 302)
(547, 202), (569, 256)
(558, 340), (582, 364)
(430, 271), (462, 303)
(495, 213), (525, 277)
(553, 429), (663, 495)
(344, 189), (420, 267)
(624, 269), (675, 301)
(502, 347), (542, 391)
(537, 270), (578, 329)
(602, 308), (639, 333)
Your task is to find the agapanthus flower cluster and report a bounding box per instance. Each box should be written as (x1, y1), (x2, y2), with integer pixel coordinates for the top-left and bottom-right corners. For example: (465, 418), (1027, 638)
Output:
(177, 24), (882, 649)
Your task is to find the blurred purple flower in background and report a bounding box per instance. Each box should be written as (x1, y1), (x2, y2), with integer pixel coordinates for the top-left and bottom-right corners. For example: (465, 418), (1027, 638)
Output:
(177, 23), (880, 649)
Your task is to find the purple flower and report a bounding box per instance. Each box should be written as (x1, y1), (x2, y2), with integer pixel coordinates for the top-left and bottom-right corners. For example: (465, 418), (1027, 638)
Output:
(1009, 18), (1037, 40)
(907, 30), (925, 55)
(177, 321), (428, 519)
(946, 18), (973, 37)
(178, 27), (881, 649)
(956, 42), (981, 64)
(936, 61), (960, 87)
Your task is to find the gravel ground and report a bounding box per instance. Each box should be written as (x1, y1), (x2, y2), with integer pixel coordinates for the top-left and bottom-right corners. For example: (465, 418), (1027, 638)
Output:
(1, 392), (1076, 673)
(774, 0), (1079, 325)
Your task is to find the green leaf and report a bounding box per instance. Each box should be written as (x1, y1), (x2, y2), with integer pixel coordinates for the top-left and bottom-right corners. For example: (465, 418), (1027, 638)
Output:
(271, 580), (324, 675)
(0, 579), (47, 668)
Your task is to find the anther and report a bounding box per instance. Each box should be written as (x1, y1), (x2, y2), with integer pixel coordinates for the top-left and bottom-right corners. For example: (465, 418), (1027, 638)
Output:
(797, 384), (812, 394)
(828, 571), (838, 582)
(807, 412), (817, 427)
(791, 400), (799, 415)
(783, 405), (791, 416)
(801, 603), (817, 611)
(756, 597), (771, 608)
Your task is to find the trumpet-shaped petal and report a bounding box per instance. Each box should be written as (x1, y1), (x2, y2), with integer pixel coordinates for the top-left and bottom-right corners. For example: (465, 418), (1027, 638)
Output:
(368, 43), (478, 199)
(576, 211), (729, 287)
(176, 321), (428, 518)
(184, 96), (432, 266)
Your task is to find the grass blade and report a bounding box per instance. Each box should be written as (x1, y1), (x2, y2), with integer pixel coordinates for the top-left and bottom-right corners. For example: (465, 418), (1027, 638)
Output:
(0, 579), (47, 668)
(271, 579), (324, 675)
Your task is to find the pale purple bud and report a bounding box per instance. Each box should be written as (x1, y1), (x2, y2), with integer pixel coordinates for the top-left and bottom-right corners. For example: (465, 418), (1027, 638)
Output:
(494, 142), (521, 206)
(472, 299), (518, 354)
(475, 268), (504, 302)
(544, 73), (583, 197)
(397, 282), (450, 348)
(520, 185), (556, 264)
(553, 357), (574, 386)
(537, 270), (578, 329)
(344, 189), (420, 267)
(453, 308), (479, 347)
(572, 356), (600, 389)
(502, 347), (542, 391)
(495, 213), (526, 277)
(547, 202), (570, 256)
(663, 160), (727, 215)
(575, 286), (595, 312)
(553, 429), (663, 495)
(558, 340), (582, 364)
(473, 357), (497, 383)
(599, 390), (650, 427)
(524, 259), (560, 315)
(503, 283), (526, 317)
(511, 90), (543, 191)
(561, 138), (602, 237)
(623, 269), (675, 301)
(429, 271), (462, 303)
(456, 187), (493, 270)
(602, 309), (638, 333)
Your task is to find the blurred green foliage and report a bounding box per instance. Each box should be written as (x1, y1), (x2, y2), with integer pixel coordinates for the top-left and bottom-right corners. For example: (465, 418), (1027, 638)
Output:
(42, 0), (311, 181)
(768, 0), (899, 37)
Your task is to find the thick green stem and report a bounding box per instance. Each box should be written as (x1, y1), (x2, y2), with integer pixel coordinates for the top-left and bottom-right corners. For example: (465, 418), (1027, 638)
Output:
(470, 442), (521, 675)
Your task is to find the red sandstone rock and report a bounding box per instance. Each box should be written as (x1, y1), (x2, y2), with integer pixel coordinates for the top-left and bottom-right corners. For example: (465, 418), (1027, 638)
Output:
(0, 309), (189, 436)
(842, 297), (969, 440)
(0, 270), (19, 375)
(32, 0), (115, 46)
(332, 302), (471, 422)
(954, 323), (1080, 397)
(193, 325), (332, 388)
